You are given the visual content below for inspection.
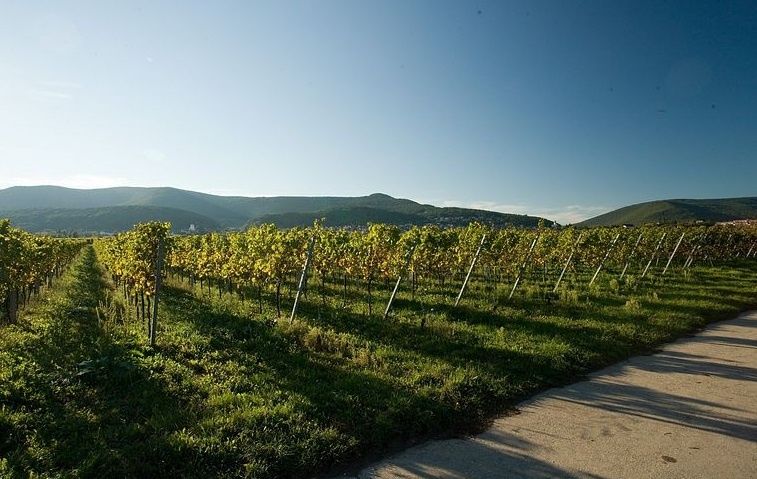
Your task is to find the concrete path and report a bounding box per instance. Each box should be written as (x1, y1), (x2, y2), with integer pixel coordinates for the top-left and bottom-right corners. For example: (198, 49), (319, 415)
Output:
(341, 310), (757, 479)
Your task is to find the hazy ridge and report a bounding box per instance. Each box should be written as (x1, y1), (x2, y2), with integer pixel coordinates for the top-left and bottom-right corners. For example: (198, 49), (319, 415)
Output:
(0, 186), (546, 233)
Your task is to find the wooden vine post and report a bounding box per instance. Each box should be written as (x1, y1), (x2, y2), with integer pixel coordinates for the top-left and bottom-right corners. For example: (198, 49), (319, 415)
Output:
(619, 232), (643, 280)
(589, 232), (620, 287)
(384, 246), (416, 319)
(509, 232), (540, 300)
(1, 266), (16, 324)
(553, 232), (583, 293)
(662, 232), (685, 275)
(290, 236), (316, 323)
(455, 234), (486, 307)
(149, 237), (164, 347)
(5, 290), (17, 324)
(642, 232), (667, 278)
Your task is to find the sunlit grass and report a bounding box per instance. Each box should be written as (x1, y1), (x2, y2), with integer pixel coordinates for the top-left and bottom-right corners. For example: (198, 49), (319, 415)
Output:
(1, 247), (756, 477)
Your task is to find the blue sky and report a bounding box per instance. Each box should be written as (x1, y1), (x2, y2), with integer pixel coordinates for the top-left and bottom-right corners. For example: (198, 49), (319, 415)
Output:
(1, 1), (755, 223)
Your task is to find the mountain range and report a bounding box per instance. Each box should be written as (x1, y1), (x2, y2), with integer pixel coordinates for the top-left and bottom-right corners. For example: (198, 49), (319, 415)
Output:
(2, 186), (754, 233)
(0, 186), (546, 233)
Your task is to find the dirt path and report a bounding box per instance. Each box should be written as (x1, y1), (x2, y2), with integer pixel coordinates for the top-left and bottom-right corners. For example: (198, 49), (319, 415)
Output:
(340, 310), (757, 479)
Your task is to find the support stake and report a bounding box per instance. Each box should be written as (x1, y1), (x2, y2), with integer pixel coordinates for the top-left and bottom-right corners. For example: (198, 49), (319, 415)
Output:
(455, 234), (486, 307)
(684, 242), (701, 269)
(149, 238), (164, 347)
(619, 232), (643, 280)
(509, 232), (540, 300)
(384, 246), (416, 319)
(683, 234), (705, 269)
(589, 232), (621, 287)
(662, 232), (685, 275)
(642, 233), (667, 278)
(553, 232), (583, 293)
(290, 236), (316, 323)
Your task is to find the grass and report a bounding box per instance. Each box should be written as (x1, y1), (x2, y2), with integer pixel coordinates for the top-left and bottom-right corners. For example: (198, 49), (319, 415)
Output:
(576, 196), (757, 226)
(1, 247), (756, 478)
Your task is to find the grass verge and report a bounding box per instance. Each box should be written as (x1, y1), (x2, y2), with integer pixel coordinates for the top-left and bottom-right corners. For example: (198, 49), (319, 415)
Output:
(1, 249), (756, 478)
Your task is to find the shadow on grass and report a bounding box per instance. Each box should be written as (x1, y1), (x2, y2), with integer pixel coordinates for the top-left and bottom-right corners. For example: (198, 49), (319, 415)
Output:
(153, 260), (757, 477)
(158, 285), (454, 477)
(338, 313), (757, 477)
(159, 285), (617, 479)
(0, 247), (197, 478)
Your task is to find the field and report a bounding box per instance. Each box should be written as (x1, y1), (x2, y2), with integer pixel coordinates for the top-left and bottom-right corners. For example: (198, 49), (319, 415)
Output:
(2, 221), (757, 478)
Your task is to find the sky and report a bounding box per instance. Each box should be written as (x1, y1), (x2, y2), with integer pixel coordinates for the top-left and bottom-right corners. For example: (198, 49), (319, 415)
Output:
(1, 1), (755, 223)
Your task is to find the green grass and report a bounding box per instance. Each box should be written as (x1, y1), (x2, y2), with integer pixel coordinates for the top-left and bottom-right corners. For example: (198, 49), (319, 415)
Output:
(2, 247), (756, 478)
(577, 196), (757, 226)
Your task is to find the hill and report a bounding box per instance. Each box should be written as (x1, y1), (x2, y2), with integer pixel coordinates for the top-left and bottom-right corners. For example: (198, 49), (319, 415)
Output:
(0, 186), (548, 232)
(578, 197), (757, 226)
(254, 207), (424, 228)
(0, 206), (220, 234)
(252, 204), (541, 228)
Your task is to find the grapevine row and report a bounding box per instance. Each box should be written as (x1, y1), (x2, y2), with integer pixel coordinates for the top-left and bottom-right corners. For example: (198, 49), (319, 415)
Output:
(166, 223), (756, 299)
(94, 221), (757, 344)
(0, 219), (85, 323)
(93, 222), (170, 345)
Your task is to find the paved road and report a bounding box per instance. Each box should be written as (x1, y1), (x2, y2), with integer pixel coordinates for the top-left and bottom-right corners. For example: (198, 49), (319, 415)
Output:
(341, 310), (757, 479)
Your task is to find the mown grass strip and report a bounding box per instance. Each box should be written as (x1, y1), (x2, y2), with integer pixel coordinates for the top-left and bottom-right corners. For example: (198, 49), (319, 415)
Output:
(0, 247), (196, 477)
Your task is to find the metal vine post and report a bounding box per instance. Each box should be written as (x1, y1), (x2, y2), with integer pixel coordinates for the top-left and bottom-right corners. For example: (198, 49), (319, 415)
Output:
(290, 236), (316, 323)
(642, 232), (667, 278)
(384, 245), (416, 319)
(553, 232), (583, 293)
(662, 232), (685, 275)
(589, 232), (621, 287)
(455, 234), (486, 307)
(509, 232), (540, 300)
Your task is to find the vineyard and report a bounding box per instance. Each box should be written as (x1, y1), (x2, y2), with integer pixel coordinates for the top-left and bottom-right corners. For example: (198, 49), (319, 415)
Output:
(94, 221), (757, 343)
(2, 219), (757, 478)
(0, 219), (84, 324)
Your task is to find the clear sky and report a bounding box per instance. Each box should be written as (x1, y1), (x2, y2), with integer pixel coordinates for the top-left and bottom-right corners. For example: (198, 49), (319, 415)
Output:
(1, 1), (755, 223)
